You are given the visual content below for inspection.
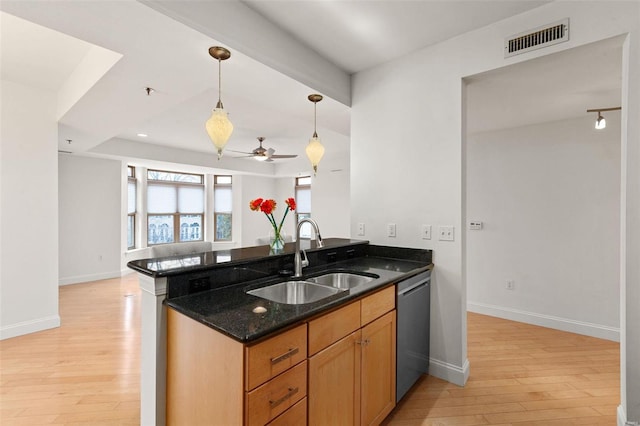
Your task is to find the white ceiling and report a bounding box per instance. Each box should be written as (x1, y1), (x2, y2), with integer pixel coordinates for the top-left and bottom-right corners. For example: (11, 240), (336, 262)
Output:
(0, 0), (621, 175)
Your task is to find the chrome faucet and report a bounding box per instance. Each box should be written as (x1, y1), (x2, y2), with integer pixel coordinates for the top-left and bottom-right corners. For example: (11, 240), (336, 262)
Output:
(293, 218), (323, 278)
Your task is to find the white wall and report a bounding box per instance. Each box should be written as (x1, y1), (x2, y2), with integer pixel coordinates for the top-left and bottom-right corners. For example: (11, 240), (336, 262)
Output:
(58, 154), (122, 285)
(466, 116), (620, 340)
(239, 174), (279, 247)
(351, 1), (639, 398)
(1, 80), (60, 339)
(310, 151), (351, 239)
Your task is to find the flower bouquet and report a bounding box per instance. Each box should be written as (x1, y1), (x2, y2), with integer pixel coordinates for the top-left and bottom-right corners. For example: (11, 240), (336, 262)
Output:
(249, 197), (296, 253)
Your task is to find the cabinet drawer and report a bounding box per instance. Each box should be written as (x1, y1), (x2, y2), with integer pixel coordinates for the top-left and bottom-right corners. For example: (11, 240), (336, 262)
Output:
(361, 286), (395, 326)
(308, 301), (360, 356)
(246, 360), (307, 426)
(246, 324), (307, 390)
(266, 397), (307, 426)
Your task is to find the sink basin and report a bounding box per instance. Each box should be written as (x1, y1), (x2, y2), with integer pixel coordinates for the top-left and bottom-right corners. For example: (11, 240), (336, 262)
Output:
(306, 272), (377, 290)
(247, 281), (343, 305)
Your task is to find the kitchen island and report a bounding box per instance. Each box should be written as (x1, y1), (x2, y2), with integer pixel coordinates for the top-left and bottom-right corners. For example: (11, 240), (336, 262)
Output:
(128, 238), (432, 425)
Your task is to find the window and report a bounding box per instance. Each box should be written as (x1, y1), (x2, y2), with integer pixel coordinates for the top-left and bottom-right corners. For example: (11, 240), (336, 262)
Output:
(214, 175), (232, 241)
(127, 166), (136, 249)
(147, 169), (204, 245)
(295, 176), (312, 239)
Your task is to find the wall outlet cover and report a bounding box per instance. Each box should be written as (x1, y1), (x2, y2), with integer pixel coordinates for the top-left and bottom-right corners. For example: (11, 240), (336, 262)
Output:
(357, 222), (365, 236)
(438, 225), (454, 241)
(387, 223), (396, 238)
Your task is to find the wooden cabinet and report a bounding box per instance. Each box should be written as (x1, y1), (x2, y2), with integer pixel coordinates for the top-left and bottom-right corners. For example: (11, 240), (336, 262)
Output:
(166, 311), (307, 426)
(308, 330), (361, 426)
(308, 286), (396, 426)
(246, 360), (307, 426)
(167, 284), (396, 426)
(361, 311), (396, 425)
(245, 324), (307, 390)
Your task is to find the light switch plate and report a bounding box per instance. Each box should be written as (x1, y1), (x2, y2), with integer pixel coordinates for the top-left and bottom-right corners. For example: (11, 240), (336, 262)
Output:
(387, 223), (396, 237)
(421, 225), (432, 240)
(438, 225), (454, 241)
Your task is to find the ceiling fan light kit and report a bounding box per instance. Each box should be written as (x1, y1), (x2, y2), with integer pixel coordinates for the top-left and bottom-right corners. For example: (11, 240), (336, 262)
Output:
(205, 46), (234, 159)
(306, 94), (325, 175)
(586, 106), (621, 130)
(229, 137), (298, 162)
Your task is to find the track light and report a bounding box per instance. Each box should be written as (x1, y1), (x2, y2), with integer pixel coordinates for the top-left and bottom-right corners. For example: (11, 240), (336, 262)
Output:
(586, 107), (621, 130)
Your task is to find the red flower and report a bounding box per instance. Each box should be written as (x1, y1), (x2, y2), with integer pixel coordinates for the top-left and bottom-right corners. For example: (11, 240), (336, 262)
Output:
(285, 197), (296, 211)
(249, 198), (263, 211)
(260, 199), (276, 215)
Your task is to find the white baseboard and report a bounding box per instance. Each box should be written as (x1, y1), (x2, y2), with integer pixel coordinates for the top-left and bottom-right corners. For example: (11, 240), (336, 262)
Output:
(618, 405), (626, 426)
(1, 315), (60, 340)
(59, 270), (122, 286)
(617, 404), (639, 426)
(429, 357), (470, 386)
(468, 301), (620, 342)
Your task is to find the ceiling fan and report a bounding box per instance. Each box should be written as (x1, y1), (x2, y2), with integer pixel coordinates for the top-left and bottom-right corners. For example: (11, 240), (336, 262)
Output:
(231, 137), (298, 162)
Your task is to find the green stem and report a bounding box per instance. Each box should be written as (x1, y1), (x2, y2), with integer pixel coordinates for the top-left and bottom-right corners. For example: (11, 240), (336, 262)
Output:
(277, 208), (290, 232)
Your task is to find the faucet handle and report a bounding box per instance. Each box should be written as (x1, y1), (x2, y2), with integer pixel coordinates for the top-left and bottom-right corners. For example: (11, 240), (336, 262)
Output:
(300, 250), (309, 268)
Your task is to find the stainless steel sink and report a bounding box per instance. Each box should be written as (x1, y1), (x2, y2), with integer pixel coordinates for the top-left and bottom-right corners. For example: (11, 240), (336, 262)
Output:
(306, 272), (377, 290)
(247, 281), (343, 305)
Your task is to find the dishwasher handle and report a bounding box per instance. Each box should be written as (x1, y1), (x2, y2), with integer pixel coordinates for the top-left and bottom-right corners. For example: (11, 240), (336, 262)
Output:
(397, 279), (429, 296)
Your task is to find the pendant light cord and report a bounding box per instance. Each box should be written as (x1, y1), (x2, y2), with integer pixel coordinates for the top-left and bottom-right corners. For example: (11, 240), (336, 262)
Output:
(216, 59), (224, 109)
(313, 102), (318, 138)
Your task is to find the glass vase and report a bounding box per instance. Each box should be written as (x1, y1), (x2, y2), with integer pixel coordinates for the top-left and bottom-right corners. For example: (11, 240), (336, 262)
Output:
(269, 228), (286, 254)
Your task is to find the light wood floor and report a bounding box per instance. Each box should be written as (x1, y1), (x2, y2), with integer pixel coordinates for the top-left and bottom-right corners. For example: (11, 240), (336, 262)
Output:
(1, 275), (620, 425)
(1, 274), (141, 425)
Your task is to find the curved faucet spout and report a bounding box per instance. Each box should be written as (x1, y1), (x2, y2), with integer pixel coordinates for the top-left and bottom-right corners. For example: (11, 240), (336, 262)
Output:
(293, 218), (323, 277)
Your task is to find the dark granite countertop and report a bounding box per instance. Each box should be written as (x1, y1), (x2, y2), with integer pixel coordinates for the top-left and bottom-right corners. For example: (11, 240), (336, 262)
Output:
(128, 238), (432, 343)
(127, 238), (368, 277)
(165, 255), (432, 343)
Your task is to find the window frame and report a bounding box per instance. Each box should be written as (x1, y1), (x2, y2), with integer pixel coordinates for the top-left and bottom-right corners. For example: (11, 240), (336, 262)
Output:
(213, 175), (233, 242)
(295, 176), (312, 239)
(127, 166), (136, 250)
(146, 169), (205, 246)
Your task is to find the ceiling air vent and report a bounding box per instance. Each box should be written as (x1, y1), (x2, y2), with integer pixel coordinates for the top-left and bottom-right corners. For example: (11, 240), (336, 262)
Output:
(505, 18), (569, 58)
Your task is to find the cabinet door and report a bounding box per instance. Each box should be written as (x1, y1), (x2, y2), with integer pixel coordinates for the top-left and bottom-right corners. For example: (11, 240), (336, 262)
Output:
(361, 310), (396, 426)
(308, 330), (361, 426)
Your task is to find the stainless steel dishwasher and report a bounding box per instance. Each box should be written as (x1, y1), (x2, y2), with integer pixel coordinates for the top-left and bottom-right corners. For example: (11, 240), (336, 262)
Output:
(396, 270), (431, 402)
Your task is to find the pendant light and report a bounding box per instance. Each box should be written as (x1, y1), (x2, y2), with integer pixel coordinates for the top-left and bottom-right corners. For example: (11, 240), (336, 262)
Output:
(306, 94), (325, 175)
(586, 106), (621, 130)
(205, 46), (234, 159)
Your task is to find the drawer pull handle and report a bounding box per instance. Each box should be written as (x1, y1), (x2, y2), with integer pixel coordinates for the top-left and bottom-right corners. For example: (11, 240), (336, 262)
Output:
(269, 387), (299, 408)
(356, 339), (371, 346)
(270, 347), (299, 364)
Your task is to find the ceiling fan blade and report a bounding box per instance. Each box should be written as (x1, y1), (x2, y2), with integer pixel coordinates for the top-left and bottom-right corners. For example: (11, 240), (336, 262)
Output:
(270, 154), (298, 159)
(227, 149), (255, 155)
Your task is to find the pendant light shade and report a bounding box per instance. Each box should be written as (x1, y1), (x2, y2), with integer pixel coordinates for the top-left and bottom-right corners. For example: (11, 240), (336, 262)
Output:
(206, 107), (233, 156)
(595, 113), (606, 130)
(306, 134), (325, 174)
(306, 94), (325, 175)
(206, 46), (233, 159)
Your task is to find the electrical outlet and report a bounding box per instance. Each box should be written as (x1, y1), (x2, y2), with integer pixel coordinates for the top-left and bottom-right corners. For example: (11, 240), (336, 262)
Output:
(421, 225), (432, 240)
(438, 226), (454, 241)
(387, 223), (396, 238)
(357, 222), (365, 236)
(469, 221), (483, 230)
(506, 280), (515, 290)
